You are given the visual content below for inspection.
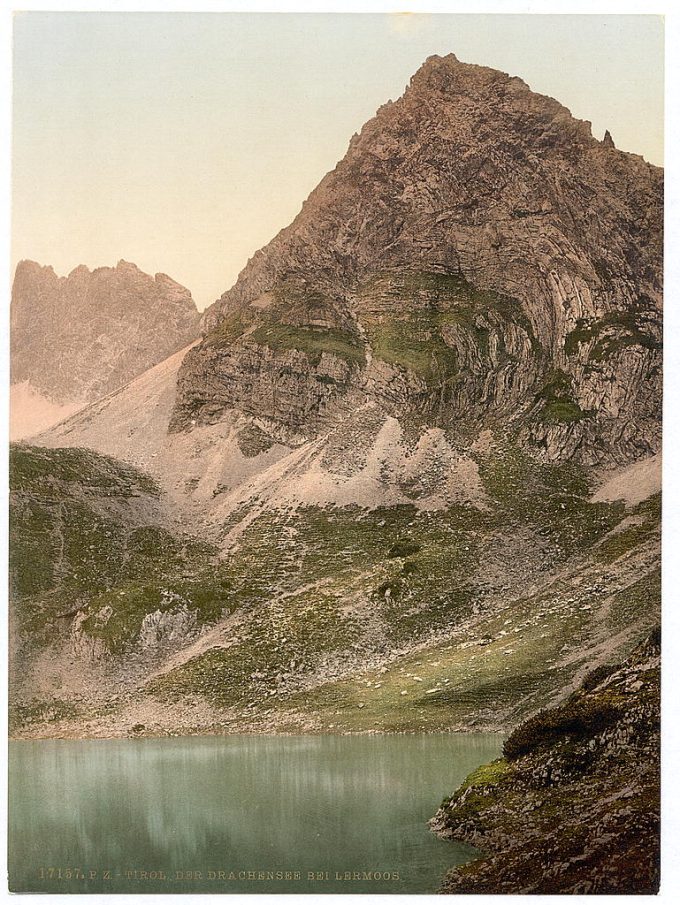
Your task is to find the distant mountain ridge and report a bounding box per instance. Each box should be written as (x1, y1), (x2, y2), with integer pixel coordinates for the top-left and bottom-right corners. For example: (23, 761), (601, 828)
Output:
(10, 258), (200, 437)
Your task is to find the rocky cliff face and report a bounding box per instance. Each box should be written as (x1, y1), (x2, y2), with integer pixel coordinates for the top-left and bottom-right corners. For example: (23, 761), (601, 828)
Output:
(11, 259), (200, 408)
(172, 54), (662, 466)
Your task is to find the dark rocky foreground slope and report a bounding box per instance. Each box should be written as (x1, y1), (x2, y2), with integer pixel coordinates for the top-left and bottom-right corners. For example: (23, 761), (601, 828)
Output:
(431, 628), (660, 894)
(10, 258), (200, 414)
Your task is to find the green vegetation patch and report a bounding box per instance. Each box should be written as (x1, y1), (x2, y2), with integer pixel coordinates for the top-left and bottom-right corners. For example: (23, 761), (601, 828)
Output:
(503, 692), (625, 760)
(287, 504), (420, 584)
(278, 492), (657, 733)
(541, 401), (589, 423)
(9, 445), (232, 654)
(365, 308), (460, 385)
(148, 592), (359, 706)
(361, 270), (542, 387)
(535, 369), (591, 424)
(398, 272), (538, 343)
(9, 445), (163, 609)
(382, 583), (478, 644)
(594, 493), (662, 565)
(80, 574), (233, 653)
(9, 444), (159, 496)
(633, 492), (661, 521)
(595, 521), (658, 564)
(201, 282), (367, 370)
(247, 323), (365, 367)
(387, 539), (422, 559)
(476, 439), (624, 553)
(203, 310), (249, 347)
(9, 697), (80, 733)
(439, 761), (518, 825)
(456, 758), (511, 793)
(564, 299), (661, 362)
(606, 569), (661, 634)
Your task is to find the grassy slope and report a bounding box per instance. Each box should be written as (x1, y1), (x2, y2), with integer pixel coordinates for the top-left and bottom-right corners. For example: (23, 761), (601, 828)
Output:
(9, 445), (235, 730)
(9, 437), (660, 736)
(144, 438), (660, 732)
(9, 445), (237, 652)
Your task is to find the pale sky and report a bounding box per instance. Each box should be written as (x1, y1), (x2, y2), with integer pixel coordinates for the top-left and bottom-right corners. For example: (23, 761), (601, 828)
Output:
(12, 13), (664, 310)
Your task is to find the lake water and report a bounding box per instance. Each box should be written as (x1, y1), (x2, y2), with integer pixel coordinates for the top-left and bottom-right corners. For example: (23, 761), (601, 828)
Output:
(8, 733), (501, 894)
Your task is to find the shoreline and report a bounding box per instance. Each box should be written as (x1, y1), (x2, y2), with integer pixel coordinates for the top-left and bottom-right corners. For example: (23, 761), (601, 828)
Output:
(9, 724), (506, 741)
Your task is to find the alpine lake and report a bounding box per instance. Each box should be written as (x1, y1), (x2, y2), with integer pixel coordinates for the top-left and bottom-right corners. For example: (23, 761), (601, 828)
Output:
(9, 733), (502, 894)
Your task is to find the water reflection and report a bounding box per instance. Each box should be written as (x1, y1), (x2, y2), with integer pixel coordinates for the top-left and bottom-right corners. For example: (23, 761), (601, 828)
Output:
(9, 733), (501, 893)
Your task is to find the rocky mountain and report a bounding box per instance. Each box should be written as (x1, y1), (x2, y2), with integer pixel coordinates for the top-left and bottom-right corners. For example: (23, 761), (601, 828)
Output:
(174, 53), (662, 467)
(8, 52), (663, 899)
(10, 259), (200, 438)
(431, 627), (660, 894)
(9, 55), (661, 745)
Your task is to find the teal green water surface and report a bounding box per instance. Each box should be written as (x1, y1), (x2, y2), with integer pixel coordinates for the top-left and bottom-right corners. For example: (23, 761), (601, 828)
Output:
(9, 733), (501, 894)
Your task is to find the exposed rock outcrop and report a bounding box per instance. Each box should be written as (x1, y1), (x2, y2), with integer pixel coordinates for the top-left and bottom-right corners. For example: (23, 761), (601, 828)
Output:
(172, 54), (662, 466)
(431, 628), (660, 894)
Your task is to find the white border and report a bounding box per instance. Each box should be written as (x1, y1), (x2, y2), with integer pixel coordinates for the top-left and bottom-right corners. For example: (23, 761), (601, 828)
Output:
(0, 3), (678, 905)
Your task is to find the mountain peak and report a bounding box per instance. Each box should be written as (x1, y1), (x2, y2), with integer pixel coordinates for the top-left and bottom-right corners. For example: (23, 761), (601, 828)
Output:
(409, 51), (505, 88)
(402, 52), (592, 142)
(412, 51), (460, 75)
(176, 54), (661, 465)
(68, 264), (91, 279)
(14, 259), (55, 278)
(408, 52), (534, 99)
(115, 259), (143, 274)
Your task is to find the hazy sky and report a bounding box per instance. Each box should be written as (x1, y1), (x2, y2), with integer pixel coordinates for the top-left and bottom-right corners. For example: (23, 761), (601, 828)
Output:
(12, 13), (664, 310)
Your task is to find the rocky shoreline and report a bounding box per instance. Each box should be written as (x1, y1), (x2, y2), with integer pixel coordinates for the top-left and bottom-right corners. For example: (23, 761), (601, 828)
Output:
(431, 628), (660, 894)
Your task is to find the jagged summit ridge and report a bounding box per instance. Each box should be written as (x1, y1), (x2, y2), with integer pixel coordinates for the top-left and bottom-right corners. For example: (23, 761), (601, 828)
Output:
(201, 52), (657, 329)
(10, 258), (201, 411)
(14, 258), (191, 293)
(390, 52), (594, 143)
(174, 54), (661, 467)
